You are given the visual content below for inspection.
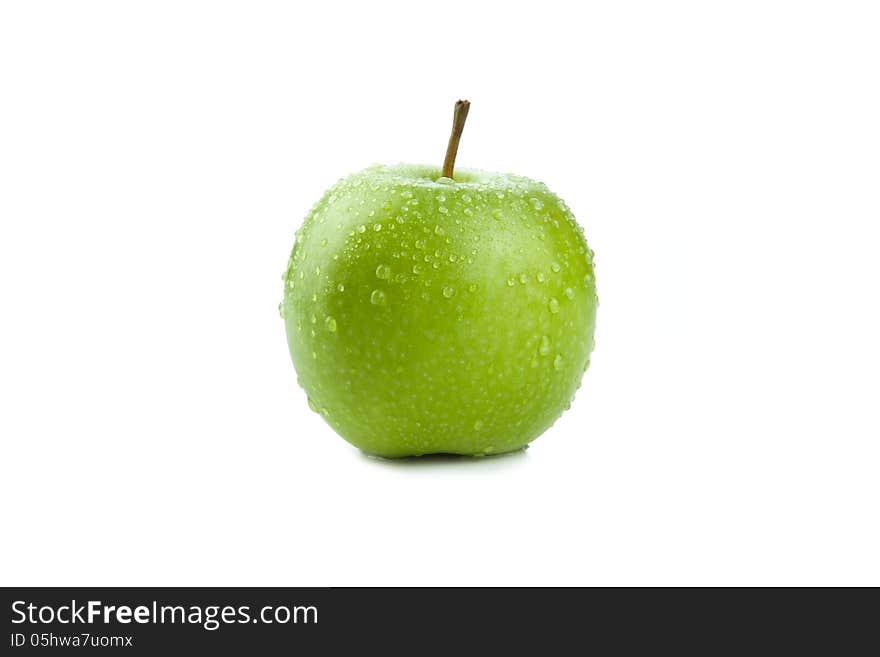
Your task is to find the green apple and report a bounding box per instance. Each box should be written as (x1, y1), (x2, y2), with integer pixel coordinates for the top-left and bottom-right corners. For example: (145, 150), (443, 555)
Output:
(281, 102), (597, 457)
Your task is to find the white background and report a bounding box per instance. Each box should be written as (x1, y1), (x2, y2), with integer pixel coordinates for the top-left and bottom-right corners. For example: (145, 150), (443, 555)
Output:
(1, 1), (878, 586)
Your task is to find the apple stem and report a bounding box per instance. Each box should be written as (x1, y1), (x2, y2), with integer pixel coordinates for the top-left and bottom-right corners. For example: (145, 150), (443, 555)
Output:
(442, 100), (470, 179)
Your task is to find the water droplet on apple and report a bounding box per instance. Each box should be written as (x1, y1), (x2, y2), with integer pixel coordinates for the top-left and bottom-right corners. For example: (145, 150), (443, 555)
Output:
(553, 354), (563, 370)
(551, 262), (561, 273)
(277, 301), (285, 319)
(442, 286), (455, 298)
(473, 419), (484, 431)
(519, 273), (528, 284)
(539, 335), (551, 356)
(415, 239), (426, 250)
(337, 283), (345, 292)
(507, 276), (515, 287)
(468, 283), (478, 293)
(357, 224), (366, 234)
(564, 287), (574, 299)
(325, 316), (337, 332)
(536, 272), (546, 283)
(370, 289), (387, 306)
(548, 298), (560, 314)
(375, 264), (391, 280)
(373, 223), (382, 231)
(412, 264), (423, 275)
(438, 206), (449, 215)
(529, 197), (544, 210)
(434, 225), (445, 235)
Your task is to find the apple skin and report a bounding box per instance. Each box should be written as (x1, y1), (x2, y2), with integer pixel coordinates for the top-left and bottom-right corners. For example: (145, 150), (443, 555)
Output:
(282, 164), (597, 457)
